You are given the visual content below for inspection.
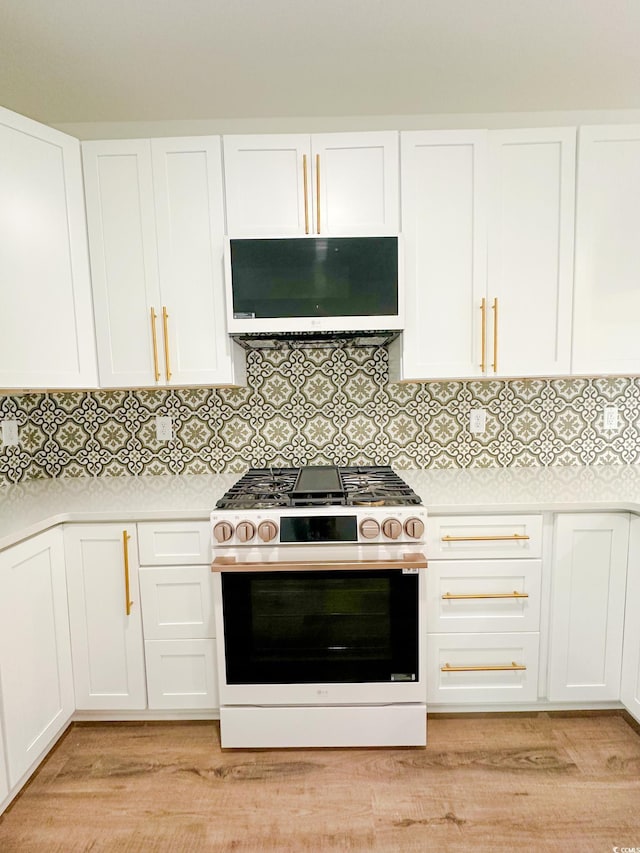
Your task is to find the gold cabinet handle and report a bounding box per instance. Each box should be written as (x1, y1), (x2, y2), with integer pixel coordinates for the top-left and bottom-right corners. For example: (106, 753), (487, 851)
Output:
(315, 153), (321, 234)
(441, 661), (526, 673)
(303, 154), (310, 235)
(162, 306), (171, 381)
(441, 534), (530, 543)
(442, 591), (529, 600)
(122, 530), (133, 616)
(150, 307), (160, 382)
(491, 297), (499, 373)
(480, 297), (487, 373)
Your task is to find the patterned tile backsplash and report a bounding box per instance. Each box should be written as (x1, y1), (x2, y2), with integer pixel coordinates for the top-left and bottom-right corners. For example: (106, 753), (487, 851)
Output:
(1, 346), (639, 484)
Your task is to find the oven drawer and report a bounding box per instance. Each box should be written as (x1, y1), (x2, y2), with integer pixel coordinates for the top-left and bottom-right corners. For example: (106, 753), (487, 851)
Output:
(145, 639), (218, 710)
(137, 521), (211, 566)
(426, 560), (542, 633)
(426, 515), (543, 560)
(427, 632), (540, 704)
(139, 566), (214, 639)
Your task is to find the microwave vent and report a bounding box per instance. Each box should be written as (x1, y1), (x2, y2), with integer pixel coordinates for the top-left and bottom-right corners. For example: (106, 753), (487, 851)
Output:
(229, 330), (401, 351)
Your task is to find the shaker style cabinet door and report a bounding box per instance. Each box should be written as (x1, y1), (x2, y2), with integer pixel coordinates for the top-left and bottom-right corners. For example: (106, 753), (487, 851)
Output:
(223, 131), (399, 236)
(65, 524), (147, 710)
(0, 529), (74, 789)
(487, 128), (575, 377)
(0, 106), (97, 389)
(397, 130), (488, 380)
(83, 137), (245, 388)
(621, 516), (640, 723)
(572, 125), (640, 374)
(548, 513), (629, 702)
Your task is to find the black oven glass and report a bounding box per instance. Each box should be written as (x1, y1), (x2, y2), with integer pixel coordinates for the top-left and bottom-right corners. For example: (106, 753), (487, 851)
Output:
(221, 569), (418, 684)
(230, 237), (398, 319)
(280, 515), (357, 543)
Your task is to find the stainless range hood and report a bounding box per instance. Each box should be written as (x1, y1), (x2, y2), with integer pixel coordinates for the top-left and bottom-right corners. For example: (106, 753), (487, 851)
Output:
(230, 329), (401, 351)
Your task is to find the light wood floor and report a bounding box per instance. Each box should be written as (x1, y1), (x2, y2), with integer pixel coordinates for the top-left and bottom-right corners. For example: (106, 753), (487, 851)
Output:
(1, 712), (639, 852)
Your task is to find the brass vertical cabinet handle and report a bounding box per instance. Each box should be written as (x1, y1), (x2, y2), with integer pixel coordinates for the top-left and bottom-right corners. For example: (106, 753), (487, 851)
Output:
(122, 530), (133, 616)
(315, 153), (321, 234)
(162, 306), (172, 381)
(480, 297), (487, 373)
(491, 297), (499, 373)
(150, 307), (160, 382)
(302, 154), (310, 235)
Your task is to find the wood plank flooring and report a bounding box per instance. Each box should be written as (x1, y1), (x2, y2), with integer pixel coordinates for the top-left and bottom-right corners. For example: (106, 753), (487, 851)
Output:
(1, 712), (640, 852)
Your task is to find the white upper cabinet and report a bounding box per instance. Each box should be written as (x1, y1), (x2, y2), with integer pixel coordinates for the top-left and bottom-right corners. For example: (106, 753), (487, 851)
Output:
(572, 125), (640, 375)
(223, 131), (399, 236)
(394, 127), (575, 381)
(83, 136), (245, 388)
(0, 106), (97, 389)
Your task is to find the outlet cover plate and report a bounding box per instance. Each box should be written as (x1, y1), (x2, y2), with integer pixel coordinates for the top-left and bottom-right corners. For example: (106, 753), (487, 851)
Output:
(155, 416), (173, 441)
(603, 405), (619, 430)
(2, 420), (19, 446)
(469, 408), (486, 434)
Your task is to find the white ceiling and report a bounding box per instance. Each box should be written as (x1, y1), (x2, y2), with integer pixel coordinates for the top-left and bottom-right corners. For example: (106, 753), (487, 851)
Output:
(2, 0), (640, 126)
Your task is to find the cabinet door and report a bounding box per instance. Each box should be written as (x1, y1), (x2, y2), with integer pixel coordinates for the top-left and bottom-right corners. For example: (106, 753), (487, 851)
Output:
(548, 513), (629, 702)
(137, 521), (212, 566)
(488, 128), (575, 377)
(151, 137), (242, 385)
(223, 134), (311, 236)
(0, 529), (74, 788)
(573, 125), (640, 374)
(398, 130), (488, 380)
(145, 639), (218, 710)
(65, 524), (146, 710)
(82, 140), (161, 387)
(0, 107), (97, 389)
(621, 515), (640, 722)
(426, 514), (543, 560)
(312, 132), (399, 235)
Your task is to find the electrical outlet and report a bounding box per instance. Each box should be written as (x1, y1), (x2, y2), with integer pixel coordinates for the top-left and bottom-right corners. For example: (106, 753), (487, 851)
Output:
(2, 419), (19, 446)
(603, 405), (619, 430)
(155, 415), (173, 441)
(469, 408), (486, 434)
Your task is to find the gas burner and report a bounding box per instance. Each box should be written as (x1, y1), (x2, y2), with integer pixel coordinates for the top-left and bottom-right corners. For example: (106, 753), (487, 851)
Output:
(348, 488), (402, 507)
(219, 494), (290, 510)
(245, 477), (296, 494)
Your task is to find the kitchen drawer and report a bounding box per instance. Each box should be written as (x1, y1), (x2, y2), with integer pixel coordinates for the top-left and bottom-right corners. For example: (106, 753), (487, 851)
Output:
(137, 521), (211, 566)
(426, 515), (542, 560)
(145, 639), (218, 710)
(426, 559), (542, 633)
(427, 632), (540, 704)
(139, 566), (214, 639)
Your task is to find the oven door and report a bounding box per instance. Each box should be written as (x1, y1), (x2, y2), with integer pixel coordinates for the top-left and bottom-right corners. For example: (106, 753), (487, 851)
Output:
(212, 565), (426, 706)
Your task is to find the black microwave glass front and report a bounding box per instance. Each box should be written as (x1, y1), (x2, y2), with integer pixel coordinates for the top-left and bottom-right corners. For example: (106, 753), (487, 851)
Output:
(220, 568), (419, 685)
(229, 236), (398, 320)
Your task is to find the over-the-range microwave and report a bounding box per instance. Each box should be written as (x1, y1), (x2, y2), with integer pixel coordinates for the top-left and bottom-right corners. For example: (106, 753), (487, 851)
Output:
(224, 235), (403, 335)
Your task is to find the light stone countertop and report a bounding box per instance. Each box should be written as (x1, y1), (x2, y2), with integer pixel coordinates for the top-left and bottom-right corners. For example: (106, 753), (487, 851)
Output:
(2, 465), (640, 552)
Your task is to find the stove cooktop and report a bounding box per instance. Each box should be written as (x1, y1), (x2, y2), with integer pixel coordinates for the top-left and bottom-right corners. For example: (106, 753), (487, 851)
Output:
(215, 465), (422, 510)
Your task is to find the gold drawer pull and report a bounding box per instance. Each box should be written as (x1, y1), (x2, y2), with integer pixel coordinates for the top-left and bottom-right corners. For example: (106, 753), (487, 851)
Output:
(480, 296), (487, 372)
(315, 153), (321, 234)
(442, 591), (529, 600)
(122, 530), (133, 617)
(303, 154), (309, 234)
(150, 307), (160, 381)
(441, 534), (530, 543)
(441, 661), (526, 673)
(162, 306), (172, 381)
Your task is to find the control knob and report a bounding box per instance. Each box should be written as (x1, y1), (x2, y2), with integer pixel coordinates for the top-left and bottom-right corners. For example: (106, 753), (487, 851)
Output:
(258, 520), (278, 542)
(213, 521), (234, 543)
(381, 518), (402, 540)
(359, 518), (380, 539)
(404, 517), (425, 540)
(236, 521), (256, 543)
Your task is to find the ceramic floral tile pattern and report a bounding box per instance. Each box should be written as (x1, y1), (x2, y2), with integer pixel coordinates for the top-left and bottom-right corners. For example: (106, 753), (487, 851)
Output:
(1, 347), (640, 484)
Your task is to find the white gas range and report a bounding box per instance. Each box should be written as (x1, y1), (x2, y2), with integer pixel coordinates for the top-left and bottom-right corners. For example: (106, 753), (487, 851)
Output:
(210, 465), (428, 748)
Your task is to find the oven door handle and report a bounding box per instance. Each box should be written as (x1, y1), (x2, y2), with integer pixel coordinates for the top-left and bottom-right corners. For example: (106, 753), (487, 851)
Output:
(211, 551), (428, 573)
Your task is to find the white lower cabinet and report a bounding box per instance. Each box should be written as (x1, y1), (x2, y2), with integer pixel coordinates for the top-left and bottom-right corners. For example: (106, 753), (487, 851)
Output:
(0, 725), (8, 804)
(0, 529), (74, 789)
(621, 516), (640, 722)
(427, 633), (540, 704)
(548, 513), (629, 702)
(137, 522), (217, 711)
(64, 524), (147, 710)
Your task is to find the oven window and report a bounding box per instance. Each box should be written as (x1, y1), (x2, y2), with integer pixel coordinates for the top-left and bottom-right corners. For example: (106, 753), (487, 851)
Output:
(221, 570), (418, 684)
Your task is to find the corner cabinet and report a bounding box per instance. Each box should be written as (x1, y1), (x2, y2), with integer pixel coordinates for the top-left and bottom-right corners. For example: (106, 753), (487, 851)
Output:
(0, 106), (97, 389)
(548, 513), (629, 702)
(222, 132), (399, 236)
(393, 127), (575, 381)
(64, 524), (147, 710)
(0, 529), (74, 790)
(572, 125), (640, 374)
(82, 137), (245, 388)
